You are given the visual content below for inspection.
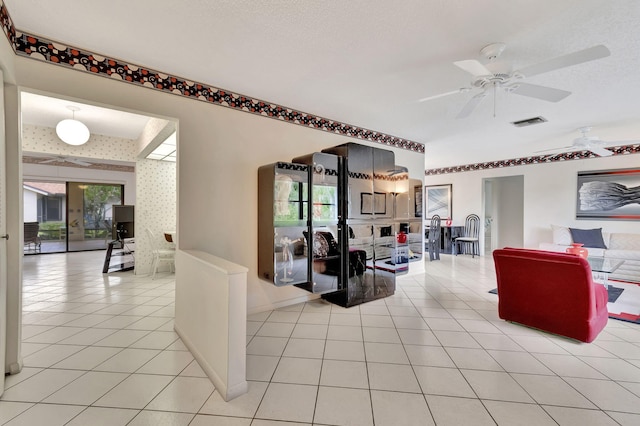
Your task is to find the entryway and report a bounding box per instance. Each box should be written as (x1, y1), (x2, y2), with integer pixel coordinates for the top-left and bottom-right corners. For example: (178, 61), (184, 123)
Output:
(483, 175), (524, 255)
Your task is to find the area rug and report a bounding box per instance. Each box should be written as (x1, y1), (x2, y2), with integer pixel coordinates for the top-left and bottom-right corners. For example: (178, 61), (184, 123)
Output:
(488, 282), (640, 324)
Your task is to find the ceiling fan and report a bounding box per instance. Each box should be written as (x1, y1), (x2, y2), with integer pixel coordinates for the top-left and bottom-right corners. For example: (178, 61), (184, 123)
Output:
(535, 127), (640, 157)
(419, 43), (611, 119)
(38, 156), (93, 166)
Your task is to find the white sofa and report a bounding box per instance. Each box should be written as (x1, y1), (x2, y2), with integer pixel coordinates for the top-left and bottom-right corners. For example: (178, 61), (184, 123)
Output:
(539, 225), (640, 283)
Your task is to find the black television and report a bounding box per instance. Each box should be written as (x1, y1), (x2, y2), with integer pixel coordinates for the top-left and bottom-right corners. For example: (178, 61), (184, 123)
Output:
(112, 205), (135, 240)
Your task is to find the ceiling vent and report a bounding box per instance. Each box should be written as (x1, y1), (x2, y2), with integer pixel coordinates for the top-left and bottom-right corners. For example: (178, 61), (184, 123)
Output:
(511, 116), (547, 127)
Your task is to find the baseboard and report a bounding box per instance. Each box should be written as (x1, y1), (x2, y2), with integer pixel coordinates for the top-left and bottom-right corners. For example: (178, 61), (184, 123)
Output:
(174, 323), (247, 401)
(247, 293), (320, 316)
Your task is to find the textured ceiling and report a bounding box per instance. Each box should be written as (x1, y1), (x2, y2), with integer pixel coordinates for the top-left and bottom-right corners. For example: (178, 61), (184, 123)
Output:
(6, 0), (640, 168)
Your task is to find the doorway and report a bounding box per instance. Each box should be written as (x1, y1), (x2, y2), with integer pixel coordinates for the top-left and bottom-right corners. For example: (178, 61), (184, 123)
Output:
(483, 175), (524, 254)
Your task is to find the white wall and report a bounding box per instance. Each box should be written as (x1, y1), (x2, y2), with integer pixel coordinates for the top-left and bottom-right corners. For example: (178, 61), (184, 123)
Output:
(22, 190), (37, 222)
(10, 55), (424, 314)
(135, 159), (176, 274)
(426, 154), (640, 253)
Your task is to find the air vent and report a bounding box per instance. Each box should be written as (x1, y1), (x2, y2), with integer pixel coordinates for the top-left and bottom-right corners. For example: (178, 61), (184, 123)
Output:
(511, 116), (547, 127)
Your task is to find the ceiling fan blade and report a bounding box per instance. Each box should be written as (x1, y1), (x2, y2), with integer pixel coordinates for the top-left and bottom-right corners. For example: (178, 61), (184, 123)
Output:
(600, 139), (640, 146)
(588, 146), (614, 157)
(418, 89), (468, 102)
(456, 92), (486, 119)
(510, 82), (571, 102)
(68, 158), (92, 166)
(454, 60), (492, 76)
(39, 158), (58, 164)
(533, 145), (575, 154)
(517, 45), (610, 78)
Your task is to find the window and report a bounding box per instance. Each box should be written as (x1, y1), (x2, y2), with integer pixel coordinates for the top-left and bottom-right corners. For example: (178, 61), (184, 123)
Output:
(45, 196), (62, 221)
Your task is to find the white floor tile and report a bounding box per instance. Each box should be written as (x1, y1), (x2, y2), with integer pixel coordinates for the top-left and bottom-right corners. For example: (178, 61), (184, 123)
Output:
(199, 381), (268, 418)
(0, 401), (34, 424)
(44, 371), (128, 405)
(255, 383), (317, 423)
(314, 386), (373, 426)
(129, 330), (179, 349)
(511, 373), (596, 408)
(324, 340), (366, 361)
(405, 345), (456, 367)
(271, 357), (322, 385)
(445, 347), (503, 371)
(146, 376), (215, 413)
(483, 400), (557, 426)
(190, 415), (252, 425)
(65, 407), (138, 426)
(461, 369), (534, 403)
(136, 349), (194, 375)
(413, 366), (476, 398)
(367, 362), (421, 392)
(425, 395), (495, 426)
(564, 377), (640, 413)
(542, 405), (620, 426)
(364, 342), (409, 364)
(94, 348), (161, 373)
(370, 390), (434, 426)
(246, 336), (288, 356)
(93, 373), (173, 409)
(127, 410), (195, 426)
(0, 368), (85, 402)
(2, 403), (84, 426)
(246, 355), (280, 381)
(51, 346), (122, 370)
(320, 359), (369, 389)
(282, 338), (325, 359)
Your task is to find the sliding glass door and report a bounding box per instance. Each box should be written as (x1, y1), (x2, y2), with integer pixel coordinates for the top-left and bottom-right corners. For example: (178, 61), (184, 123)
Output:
(23, 181), (123, 253)
(67, 182), (123, 252)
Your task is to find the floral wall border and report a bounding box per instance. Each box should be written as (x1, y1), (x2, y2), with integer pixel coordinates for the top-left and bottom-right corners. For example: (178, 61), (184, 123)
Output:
(0, 1), (423, 154)
(425, 144), (640, 176)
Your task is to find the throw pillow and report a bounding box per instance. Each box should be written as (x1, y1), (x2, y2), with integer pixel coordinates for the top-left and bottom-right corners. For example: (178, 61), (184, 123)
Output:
(312, 232), (330, 257)
(569, 227), (607, 249)
(317, 231), (339, 255)
(551, 225), (572, 245)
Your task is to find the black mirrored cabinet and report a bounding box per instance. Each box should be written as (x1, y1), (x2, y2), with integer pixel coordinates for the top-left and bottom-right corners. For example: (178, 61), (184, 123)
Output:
(259, 142), (422, 307)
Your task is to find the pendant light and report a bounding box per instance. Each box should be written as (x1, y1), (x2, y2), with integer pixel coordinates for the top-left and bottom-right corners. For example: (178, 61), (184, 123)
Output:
(56, 106), (90, 146)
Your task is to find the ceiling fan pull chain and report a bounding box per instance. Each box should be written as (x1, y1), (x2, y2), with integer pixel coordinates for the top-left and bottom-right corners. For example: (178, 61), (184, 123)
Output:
(493, 83), (497, 118)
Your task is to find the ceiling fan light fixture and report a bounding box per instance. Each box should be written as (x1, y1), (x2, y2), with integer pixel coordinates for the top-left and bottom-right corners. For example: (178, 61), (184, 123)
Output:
(56, 106), (90, 146)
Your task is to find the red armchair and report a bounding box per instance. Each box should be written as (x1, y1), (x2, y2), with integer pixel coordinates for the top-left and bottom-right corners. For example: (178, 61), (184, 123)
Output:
(493, 248), (608, 343)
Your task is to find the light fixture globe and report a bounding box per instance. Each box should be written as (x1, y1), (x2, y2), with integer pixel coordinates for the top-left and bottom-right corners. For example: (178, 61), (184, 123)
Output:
(56, 106), (90, 146)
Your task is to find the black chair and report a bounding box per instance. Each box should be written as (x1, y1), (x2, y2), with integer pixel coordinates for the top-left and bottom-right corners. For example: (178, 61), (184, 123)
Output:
(454, 214), (480, 258)
(24, 221), (41, 253)
(426, 215), (441, 261)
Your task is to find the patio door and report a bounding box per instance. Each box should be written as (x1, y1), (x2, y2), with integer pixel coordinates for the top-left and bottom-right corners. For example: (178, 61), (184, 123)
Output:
(67, 182), (123, 252)
(0, 70), (7, 396)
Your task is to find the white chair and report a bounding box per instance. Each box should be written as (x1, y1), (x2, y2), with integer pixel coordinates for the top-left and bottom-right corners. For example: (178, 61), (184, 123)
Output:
(145, 227), (175, 279)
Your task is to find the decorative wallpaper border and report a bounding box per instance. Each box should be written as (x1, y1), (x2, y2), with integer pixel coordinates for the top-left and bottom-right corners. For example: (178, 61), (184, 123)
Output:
(425, 144), (640, 175)
(0, 2), (423, 154)
(23, 155), (135, 173)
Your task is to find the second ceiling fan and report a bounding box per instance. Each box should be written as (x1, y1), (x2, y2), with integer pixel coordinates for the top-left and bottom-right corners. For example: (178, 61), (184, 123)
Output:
(419, 43), (611, 119)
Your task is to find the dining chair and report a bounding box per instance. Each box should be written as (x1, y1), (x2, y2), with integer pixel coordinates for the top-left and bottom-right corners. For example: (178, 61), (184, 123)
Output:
(454, 214), (480, 258)
(145, 227), (176, 279)
(426, 214), (441, 261)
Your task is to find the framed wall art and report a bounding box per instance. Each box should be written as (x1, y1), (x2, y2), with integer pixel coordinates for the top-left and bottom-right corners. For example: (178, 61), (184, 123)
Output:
(360, 192), (386, 215)
(414, 185), (423, 218)
(576, 168), (640, 220)
(424, 184), (452, 219)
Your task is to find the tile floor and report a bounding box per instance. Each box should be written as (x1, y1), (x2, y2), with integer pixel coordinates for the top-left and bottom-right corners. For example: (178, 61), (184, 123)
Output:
(1, 251), (640, 425)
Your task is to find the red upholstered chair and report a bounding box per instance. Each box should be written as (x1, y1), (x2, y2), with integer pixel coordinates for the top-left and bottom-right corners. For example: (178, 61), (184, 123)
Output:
(493, 248), (608, 343)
